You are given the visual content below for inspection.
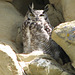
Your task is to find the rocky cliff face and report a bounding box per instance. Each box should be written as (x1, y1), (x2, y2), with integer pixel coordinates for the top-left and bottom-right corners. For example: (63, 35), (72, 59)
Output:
(0, 0), (75, 75)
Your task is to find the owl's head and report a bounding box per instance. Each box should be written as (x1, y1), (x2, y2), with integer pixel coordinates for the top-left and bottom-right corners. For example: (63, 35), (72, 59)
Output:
(26, 3), (49, 21)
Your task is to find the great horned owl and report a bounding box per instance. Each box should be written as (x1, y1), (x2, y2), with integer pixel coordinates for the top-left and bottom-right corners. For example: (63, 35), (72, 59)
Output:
(22, 4), (70, 64)
(22, 4), (53, 53)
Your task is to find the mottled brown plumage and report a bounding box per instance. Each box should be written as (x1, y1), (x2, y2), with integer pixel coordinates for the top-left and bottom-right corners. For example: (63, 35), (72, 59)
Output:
(22, 4), (71, 64)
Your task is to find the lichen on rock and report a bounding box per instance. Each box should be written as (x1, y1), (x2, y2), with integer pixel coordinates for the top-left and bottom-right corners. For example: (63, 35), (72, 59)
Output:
(52, 20), (75, 69)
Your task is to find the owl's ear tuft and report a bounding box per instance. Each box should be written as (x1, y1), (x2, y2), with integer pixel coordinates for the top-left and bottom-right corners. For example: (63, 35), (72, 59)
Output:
(30, 2), (34, 9)
(43, 5), (49, 13)
(28, 3), (34, 11)
(28, 3), (34, 14)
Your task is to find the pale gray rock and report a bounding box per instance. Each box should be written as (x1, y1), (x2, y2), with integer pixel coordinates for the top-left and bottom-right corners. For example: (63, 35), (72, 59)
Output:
(0, 44), (24, 75)
(48, 0), (64, 27)
(52, 20), (75, 69)
(0, 1), (24, 53)
(61, 0), (75, 21)
(17, 52), (73, 75)
(28, 58), (62, 75)
(28, 56), (72, 75)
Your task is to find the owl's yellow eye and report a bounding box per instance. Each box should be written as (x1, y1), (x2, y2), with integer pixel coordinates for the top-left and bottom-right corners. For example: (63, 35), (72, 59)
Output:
(30, 13), (35, 17)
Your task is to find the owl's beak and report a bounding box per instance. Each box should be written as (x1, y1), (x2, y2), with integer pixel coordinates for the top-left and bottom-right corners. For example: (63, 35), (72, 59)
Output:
(36, 18), (39, 21)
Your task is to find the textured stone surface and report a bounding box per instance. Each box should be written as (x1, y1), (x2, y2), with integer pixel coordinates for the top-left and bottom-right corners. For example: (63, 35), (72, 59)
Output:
(28, 58), (62, 75)
(28, 57), (71, 75)
(17, 51), (44, 62)
(0, 1), (24, 53)
(49, 0), (62, 12)
(47, 3), (64, 27)
(48, 0), (64, 27)
(0, 1), (23, 40)
(61, 72), (71, 75)
(61, 0), (75, 21)
(52, 20), (75, 68)
(0, 43), (23, 75)
(49, 0), (75, 24)
(17, 52), (73, 75)
(17, 51), (44, 74)
(17, 52), (62, 75)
